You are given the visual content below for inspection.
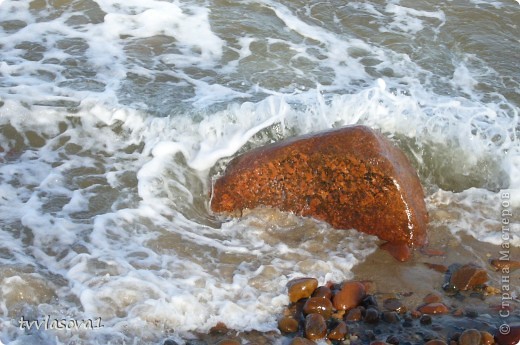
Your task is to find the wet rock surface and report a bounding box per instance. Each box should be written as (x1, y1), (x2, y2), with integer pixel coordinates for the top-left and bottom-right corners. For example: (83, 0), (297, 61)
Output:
(211, 125), (428, 252)
(449, 264), (488, 291)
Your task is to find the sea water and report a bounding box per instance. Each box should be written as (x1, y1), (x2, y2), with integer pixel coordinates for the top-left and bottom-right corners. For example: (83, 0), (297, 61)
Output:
(0, 0), (518, 344)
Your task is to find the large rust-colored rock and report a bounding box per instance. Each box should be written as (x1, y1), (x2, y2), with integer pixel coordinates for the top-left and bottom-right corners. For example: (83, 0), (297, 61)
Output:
(211, 125), (428, 247)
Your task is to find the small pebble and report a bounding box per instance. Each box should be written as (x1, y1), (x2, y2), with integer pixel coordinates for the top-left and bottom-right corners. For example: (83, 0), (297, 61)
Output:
(290, 337), (315, 345)
(449, 264), (488, 291)
(210, 322), (229, 334)
(420, 315), (432, 325)
(423, 293), (442, 304)
(363, 308), (379, 324)
(304, 313), (327, 341)
(287, 278), (319, 303)
(303, 297), (333, 319)
(382, 311), (399, 324)
(333, 281), (366, 311)
(361, 295), (379, 309)
(278, 316), (299, 333)
(452, 308), (464, 317)
(345, 307), (363, 322)
(490, 259), (520, 272)
(479, 331), (494, 345)
(410, 310), (422, 319)
(465, 309), (478, 318)
(312, 286), (332, 300)
(328, 320), (348, 341)
(458, 329), (481, 345)
(417, 303), (450, 315)
(424, 263), (449, 273)
(386, 335), (400, 344)
(383, 298), (406, 313)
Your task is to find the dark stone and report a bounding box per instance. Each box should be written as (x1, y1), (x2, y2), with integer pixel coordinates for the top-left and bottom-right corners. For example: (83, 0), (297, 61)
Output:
(420, 315), (432, 325)
(163, 340), (179, 345)
(386, 335), (400, 345)
(383, 298), (406, 313)
(382, 311), (400, 324)
(346, 307), (363, 322)
(364, 308), (380, 324)
(361, 295), (378, 309)
(210, 125), (429, 255)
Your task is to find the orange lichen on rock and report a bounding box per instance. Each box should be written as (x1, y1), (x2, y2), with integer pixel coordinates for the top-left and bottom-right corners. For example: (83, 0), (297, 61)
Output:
(210, 125), (428, 249)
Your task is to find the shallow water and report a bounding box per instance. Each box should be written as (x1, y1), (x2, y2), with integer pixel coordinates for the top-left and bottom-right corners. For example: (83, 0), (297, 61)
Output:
(0, 0), (519, 344)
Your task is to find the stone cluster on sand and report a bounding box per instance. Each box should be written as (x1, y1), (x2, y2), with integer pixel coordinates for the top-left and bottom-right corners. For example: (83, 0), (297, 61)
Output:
(276, 274), (519, 345)
(211, 125), (429, 261)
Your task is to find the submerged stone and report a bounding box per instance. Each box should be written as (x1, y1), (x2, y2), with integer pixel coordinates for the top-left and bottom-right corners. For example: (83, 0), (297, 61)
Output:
(304, 313), (327, 341)
(449, 264), (488, 291)
(210, 125), (429, 255)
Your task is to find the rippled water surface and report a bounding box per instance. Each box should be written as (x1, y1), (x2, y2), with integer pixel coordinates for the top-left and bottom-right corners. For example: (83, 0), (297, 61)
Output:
(0, 0), (519, 344)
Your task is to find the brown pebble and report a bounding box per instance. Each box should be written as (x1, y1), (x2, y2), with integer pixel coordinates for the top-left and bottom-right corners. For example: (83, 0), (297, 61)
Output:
(383, 298), (406, 313)
(287, 278), (319, 303)
(380, 241), (411, 262)
(332, 281), (366, 311)
(328, 320), (348, 341)
(312, 286), (332, 300)
(411, 310), (422, 318)
(210, 322), (229, 334)
(417, 302), (450, 315)
(480, 331), (494, 345)
(449, 264), (488, 291)
(303, 297), (333, 319)
(452, 308), (464, 317)
(345, 307), (363, 321)
(304, 313), (327, 341)
(490, 259), (520, 272)
(423, 293), (442, 304)
(459, 329), (481, 345)
(290, 337), (315, 345)
(370, 342), (391, 345)
(494, 323), (520, 345)
(424, 340), (448, 345)
(484, 285), (501, 295)
(278, 316), (299, 333)
(424, 262), (449, 273)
